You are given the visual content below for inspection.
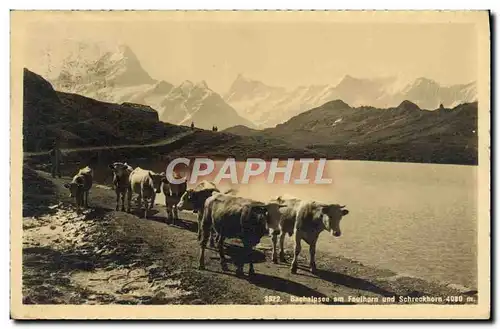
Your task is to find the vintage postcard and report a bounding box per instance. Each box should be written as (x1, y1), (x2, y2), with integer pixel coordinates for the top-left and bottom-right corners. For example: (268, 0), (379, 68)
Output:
(10, 10), (490, 319)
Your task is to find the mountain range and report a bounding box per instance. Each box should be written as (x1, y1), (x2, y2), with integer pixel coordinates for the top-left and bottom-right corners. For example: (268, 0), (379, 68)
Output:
(47, 44), (254, 130)
(224, 74), (477, 127)
(37, 43), (477, 130)
(225, 99), (478, 164)
(23, 67), (477, 165)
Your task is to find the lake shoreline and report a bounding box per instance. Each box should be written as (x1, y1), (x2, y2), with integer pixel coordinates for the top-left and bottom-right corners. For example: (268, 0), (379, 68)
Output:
(22, 167), (478, 305)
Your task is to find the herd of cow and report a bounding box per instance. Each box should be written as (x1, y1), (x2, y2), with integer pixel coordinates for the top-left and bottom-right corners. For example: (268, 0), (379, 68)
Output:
(62, 162), (350, 278)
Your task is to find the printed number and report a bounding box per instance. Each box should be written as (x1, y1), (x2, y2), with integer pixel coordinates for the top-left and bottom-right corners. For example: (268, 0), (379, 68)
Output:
(445, 296), (463, 303)
(265, 295), (281, 303)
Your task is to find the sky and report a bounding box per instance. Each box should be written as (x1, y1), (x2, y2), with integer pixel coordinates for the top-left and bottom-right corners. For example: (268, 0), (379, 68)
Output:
(22, 14), (478, 95)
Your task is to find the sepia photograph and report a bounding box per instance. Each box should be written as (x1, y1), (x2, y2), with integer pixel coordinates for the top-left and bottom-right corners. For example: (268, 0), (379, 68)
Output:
(10, 10), (490, 319)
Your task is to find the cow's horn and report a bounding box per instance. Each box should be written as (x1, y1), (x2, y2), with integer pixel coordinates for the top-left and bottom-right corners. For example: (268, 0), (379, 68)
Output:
(340, 205), (346, 208)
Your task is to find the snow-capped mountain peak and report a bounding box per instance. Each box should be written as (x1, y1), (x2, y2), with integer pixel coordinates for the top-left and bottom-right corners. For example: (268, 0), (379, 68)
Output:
(47, 43), (252, 130)
(224, 73), (478, 127)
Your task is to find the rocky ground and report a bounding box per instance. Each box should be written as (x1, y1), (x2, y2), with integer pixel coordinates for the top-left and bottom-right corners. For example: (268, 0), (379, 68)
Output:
(21, 167), (478, 305)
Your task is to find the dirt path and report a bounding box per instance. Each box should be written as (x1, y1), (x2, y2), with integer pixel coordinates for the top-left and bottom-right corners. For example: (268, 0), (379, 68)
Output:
(23, 130), (195, 157)
(22, 169), (478, 305)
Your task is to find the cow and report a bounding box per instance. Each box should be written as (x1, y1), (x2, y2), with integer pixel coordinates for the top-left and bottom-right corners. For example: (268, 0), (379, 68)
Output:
(64, 166), (93, 211)
(108, 162), (133, 212)
(161, 172), (188, 224)
(129, 167), (165, 218)
(198, 192), (284, 277)
(271, 196), (349, 274)
(177, 181), (221, 244)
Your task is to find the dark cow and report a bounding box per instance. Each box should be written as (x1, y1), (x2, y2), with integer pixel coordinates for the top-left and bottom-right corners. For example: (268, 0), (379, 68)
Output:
(129, 167), (165, 218)
(108, 162), (133, 212)
(272, 196), (349, 274)
(177, 180), (221, 245)
(161, 172), (187, 224)
(64, 166), (93, 211)
(198, 193), (284, 277)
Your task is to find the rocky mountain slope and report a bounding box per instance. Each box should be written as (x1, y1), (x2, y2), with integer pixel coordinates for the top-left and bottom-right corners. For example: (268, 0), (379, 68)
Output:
(224, 74), (477, 127)
(46, 43), (253, 130)
(225, 99), (478, 165)
(23, 68), (183, 152)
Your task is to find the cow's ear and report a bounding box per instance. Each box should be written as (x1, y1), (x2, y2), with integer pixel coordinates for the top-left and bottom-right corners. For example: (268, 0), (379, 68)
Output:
(108, 164), (115, 169)
(341, 209), (349, 216)
(63, 183), (71, 189)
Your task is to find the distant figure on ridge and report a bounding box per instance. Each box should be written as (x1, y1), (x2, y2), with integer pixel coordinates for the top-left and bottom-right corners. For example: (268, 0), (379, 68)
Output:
(49, 140), (62, 178)
(191, 122), (195, 130)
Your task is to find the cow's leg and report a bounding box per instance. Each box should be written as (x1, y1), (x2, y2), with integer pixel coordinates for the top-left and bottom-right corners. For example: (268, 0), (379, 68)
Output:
(198, 209), (211, 270)
(150, 193), (156, 211)
(209, 227), (216, 248)
(120, 192), (126, 211)
(309, 238), (318, 274)
(168, 204), (175, 224)
(165, 202), (172, 223)
(85, 190), (89, 208)
(51, 161), (56, 178)
(218, 235), (228, 271)
(115, 190), (120, 211)
(76, 195), (81, 213)
(271, 230), (279, 264)
(126, 189), (132, 213)
(173, 204), (179, 221)
(290, 231), (303, 274)
(198, 236), (208, 270)
(279, 231), (287, 262)
(143, 195), (149, 219)
(136, 192), (142, 209)
(197, 212), (203, 241)
(243, 239), (255, 277)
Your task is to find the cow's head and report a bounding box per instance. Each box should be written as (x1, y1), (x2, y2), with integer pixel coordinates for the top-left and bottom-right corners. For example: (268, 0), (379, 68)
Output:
(148, 172), (165, 193)
(177, 188), (219, 212)
(177, 189), (194, 211)
(320, 204), (349, 237)
(64, 181), (84, 199)
(251, 202), (286, 232)
(109, 162), (132, 178)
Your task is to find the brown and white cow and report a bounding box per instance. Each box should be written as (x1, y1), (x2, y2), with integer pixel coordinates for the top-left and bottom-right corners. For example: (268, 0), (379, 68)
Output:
(64, 166), (93, 211)
(271, 196), (349, 274)
(108, 162), (133, 212)
(129, 167), (165, 219)
(161, 172), (187, 224)
(198, 192), (284, 277)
